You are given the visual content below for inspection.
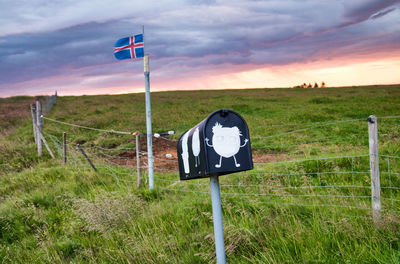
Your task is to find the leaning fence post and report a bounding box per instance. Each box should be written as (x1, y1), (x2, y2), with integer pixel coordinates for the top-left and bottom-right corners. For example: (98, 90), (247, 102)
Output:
(36, 130), (55, 159)
(36, 101), (43, 156)
(136, 132), (142, 188)
(368, 115), (381, 222)
(63, 132), (67, 164)
(30, 104), (38, 144)
(77, 144), (97, 172)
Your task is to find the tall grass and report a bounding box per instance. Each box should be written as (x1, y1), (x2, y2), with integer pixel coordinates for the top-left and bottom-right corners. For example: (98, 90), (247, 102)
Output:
(1, 85), (400, 263)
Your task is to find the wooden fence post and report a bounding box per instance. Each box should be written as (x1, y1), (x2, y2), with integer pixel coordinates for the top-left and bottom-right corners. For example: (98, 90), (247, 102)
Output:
(77, 144), (97, 172)
(36, 130), (55, 159)
(136, 132), (142, 187)
(36, 101), (43, 156)
(63, 132), (67, 164)
(368, 115), (381, 222)
(30, 104), (38, 144)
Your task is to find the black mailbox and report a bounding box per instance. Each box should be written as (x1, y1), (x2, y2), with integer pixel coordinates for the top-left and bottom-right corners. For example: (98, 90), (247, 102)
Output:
(177, 109), (253, 180)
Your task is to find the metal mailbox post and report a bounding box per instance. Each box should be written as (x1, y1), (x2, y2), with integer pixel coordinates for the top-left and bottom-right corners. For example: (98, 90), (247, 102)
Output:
(177, 109), (253, 264)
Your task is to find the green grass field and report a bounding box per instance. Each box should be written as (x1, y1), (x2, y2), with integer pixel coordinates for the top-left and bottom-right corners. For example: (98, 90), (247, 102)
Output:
(1, 85), (400, 263)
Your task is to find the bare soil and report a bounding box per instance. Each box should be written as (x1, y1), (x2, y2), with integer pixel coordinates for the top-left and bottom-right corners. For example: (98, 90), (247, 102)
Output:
(110, 136), (287, 172)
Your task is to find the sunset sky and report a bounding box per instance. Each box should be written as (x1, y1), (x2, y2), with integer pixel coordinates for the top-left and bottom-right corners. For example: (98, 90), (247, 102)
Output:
(1, 0), (400, 97)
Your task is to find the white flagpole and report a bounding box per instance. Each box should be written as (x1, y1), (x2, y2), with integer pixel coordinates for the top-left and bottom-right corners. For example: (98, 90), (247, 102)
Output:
(143, 26), (154, 189)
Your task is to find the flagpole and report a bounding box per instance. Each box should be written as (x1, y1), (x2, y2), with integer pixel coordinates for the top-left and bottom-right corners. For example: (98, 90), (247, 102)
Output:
(142, 25), (145, 53)
(143, 26), (154, 190)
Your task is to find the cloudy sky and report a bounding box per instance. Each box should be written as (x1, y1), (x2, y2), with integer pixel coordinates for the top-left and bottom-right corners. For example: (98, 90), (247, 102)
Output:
(1, 0), (400, 97)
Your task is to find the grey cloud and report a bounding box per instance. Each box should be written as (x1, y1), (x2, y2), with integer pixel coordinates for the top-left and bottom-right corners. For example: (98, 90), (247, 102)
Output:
(342, 0), (400, 24)
(371, 8), (396, 19)
(188, 0), (216, 5)
(1, 0), (400, 96)
(0, 0), (187, 36)
(0, 20), (133, 85)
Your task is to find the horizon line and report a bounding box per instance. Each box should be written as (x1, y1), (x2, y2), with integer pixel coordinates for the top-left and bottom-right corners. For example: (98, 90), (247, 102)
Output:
(2, 83), (399, 99)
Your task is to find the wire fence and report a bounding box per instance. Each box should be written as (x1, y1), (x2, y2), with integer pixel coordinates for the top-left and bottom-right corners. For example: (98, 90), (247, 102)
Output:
(42, 126), (400, 214)
(27, 112), (399, 215)
(157, 154), (399, 212)
(43, 116), (136, 135)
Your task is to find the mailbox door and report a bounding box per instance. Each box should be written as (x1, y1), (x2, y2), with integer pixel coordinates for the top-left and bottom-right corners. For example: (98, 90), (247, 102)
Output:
(178, 124), (208, 180)
(203, 110), (253, 175)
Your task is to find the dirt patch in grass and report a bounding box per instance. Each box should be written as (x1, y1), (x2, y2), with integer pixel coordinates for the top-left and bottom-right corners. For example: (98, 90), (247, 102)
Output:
(109, 136), (288, 172)
(252, 153), (289, 163)
(109, 136), (179, 172)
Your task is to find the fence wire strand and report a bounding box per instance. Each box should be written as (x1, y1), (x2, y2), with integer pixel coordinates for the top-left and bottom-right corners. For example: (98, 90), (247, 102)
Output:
(43, 116), (136, 135)
(36, 116), (400, 213)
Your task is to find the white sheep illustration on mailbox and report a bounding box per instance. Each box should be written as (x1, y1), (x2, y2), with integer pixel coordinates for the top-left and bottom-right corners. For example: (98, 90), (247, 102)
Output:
(205, 122), (248, 168)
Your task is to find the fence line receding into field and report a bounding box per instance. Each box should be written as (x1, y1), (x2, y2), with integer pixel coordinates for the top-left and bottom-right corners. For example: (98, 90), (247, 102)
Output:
(33, 108), (400, 219)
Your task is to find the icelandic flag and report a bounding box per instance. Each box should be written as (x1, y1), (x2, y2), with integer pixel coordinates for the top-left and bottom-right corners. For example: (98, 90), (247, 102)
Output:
(114, 34), (144, 60)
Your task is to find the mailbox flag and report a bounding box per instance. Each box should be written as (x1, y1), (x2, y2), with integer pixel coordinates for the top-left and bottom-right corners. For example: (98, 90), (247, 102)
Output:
(114, 34), (144, 60)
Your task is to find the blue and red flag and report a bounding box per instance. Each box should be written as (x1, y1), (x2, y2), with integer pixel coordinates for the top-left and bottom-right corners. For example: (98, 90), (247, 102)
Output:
(114, 34), (144, 60)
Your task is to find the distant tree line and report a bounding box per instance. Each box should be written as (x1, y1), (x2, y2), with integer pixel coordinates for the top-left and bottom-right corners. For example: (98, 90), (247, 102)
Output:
(293, 81), (326, 88)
